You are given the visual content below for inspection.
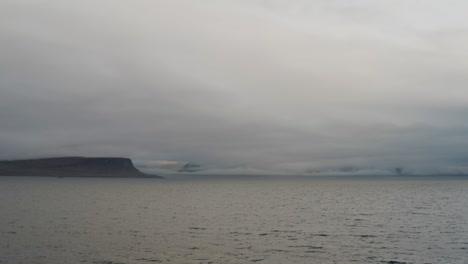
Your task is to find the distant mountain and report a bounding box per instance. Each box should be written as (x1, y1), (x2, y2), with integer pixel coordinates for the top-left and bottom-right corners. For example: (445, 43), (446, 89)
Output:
(0, 157), (163, 178)
(138, 160), (202, 172)
(179, 162), (201, 172)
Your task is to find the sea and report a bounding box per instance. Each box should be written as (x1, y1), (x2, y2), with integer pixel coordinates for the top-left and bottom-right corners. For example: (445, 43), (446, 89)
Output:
(0, 176), (467, 264)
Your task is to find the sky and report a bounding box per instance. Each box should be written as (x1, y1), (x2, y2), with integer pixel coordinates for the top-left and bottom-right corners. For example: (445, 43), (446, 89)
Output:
(1, 0), (468, 175)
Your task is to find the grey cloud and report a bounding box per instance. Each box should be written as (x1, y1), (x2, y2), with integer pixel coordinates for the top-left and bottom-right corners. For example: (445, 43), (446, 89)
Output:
(1, 0), (468, 175)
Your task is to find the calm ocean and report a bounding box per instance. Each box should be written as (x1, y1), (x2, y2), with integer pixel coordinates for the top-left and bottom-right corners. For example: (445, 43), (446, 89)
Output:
(1, 177), (467, 264)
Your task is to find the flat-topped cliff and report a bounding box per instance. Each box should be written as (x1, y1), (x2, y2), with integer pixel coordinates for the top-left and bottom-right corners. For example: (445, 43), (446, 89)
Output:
(0, 157), (162, 178)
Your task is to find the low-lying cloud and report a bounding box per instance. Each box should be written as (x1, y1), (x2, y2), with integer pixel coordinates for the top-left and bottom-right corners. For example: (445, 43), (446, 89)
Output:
(1, 0), (468, 175)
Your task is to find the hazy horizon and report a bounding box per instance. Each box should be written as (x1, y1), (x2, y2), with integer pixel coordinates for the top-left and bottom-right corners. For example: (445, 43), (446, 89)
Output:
(2, 1), (468, 175)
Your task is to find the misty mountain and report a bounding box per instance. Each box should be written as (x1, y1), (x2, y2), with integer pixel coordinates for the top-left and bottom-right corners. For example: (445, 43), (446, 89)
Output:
(0, 157), (163, 178)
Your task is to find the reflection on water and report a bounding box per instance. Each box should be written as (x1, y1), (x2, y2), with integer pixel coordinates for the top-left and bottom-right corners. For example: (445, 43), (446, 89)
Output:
(1, 177), (467, 264)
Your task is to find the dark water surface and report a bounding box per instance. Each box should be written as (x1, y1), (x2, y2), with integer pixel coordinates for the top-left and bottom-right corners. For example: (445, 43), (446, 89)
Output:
(1, 177), (467, 264)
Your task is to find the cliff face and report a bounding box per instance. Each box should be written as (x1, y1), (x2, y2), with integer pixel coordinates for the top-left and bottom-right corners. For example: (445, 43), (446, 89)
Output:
(0, 157), (162, 178)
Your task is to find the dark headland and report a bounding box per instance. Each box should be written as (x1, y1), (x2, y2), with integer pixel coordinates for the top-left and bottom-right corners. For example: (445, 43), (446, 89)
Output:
(0, 157), (163, 178)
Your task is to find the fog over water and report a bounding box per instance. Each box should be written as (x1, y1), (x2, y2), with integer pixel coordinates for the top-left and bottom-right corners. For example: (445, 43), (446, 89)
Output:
(2, 1), (468, 174)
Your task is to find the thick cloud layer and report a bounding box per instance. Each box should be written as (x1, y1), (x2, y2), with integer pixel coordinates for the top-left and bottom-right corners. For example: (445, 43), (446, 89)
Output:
(1, 0), (468, 175)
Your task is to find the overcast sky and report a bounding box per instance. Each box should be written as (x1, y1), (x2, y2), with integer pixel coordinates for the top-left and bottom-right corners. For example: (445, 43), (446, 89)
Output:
(1, 0), (468, 175)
